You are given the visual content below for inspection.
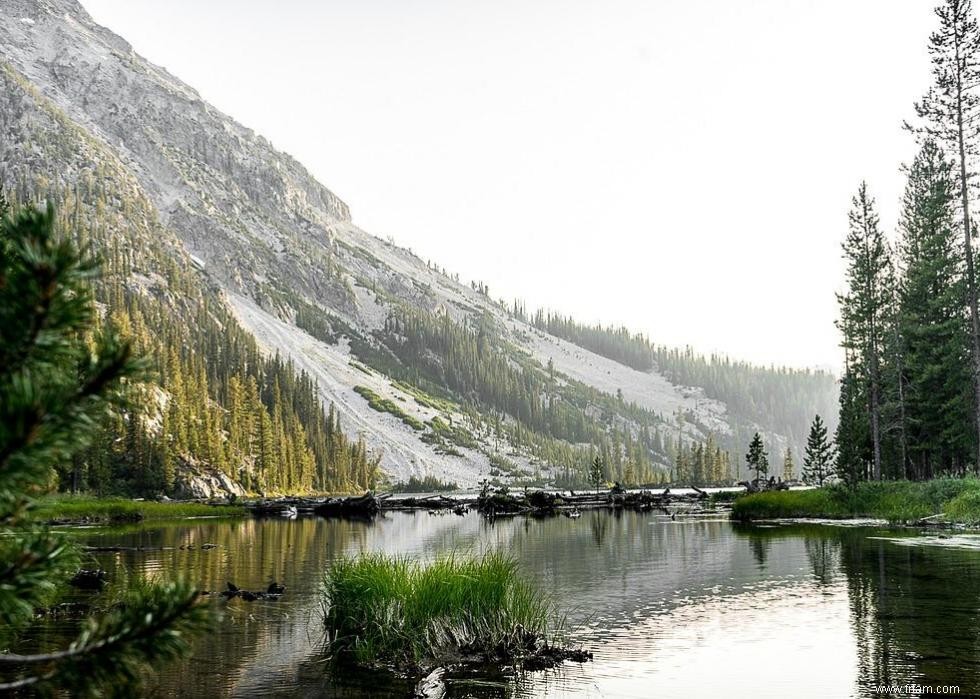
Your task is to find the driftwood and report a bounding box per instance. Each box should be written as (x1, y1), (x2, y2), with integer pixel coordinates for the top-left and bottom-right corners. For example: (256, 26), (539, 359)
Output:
(386, 494), (462, 511)
(245, 485), (733, 521)
(476, 486), (722, 518)
(313, 492), (390, 518)
(738, 477), (790, 494)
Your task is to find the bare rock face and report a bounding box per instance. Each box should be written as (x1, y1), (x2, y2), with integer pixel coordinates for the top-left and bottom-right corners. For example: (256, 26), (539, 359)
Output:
(172, 463), (247, 501)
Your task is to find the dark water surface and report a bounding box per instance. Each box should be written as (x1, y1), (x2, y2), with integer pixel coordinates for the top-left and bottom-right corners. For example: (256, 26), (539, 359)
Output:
(31, 512), (980, 697)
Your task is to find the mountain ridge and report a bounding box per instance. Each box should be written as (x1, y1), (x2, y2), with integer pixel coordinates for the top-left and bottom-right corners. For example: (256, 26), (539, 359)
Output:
(0, 0), (838, 491)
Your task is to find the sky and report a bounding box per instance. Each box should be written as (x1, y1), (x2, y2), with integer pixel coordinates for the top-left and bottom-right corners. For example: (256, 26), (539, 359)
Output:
(81, 0), (937, 371)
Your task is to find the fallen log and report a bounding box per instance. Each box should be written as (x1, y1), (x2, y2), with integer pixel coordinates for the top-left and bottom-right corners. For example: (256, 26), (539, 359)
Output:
(313, 492), (389, 518)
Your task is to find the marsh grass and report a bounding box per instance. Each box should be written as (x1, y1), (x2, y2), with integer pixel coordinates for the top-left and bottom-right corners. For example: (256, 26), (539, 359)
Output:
(30, 495), (245, 523)
(731, 478), (980, 524)
(322, 551), (563, 670)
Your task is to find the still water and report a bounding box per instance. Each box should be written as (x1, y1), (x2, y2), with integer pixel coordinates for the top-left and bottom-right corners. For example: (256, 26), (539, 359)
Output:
(33, 512), (980, 697)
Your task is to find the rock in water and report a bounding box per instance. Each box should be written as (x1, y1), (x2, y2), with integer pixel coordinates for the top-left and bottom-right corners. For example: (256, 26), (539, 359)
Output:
(69, 569), (107, 590)
(414, 668), (446, 699)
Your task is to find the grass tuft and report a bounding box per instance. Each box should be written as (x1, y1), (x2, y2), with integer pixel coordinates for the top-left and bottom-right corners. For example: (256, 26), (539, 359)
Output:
(322, 551), (562, 670)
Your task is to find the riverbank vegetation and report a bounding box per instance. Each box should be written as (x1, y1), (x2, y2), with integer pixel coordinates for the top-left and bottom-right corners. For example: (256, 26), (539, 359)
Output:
(732, 479), (980, 524)
(30, 495), (245, 523)
(321, 552), (572, 672)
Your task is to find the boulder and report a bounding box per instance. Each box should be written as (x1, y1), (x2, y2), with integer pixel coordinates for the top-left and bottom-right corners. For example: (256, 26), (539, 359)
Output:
(173, 462), (247, 500)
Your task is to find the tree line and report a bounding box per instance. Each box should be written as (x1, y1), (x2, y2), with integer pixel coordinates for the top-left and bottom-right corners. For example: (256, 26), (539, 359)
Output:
(836, 0), (980, 483)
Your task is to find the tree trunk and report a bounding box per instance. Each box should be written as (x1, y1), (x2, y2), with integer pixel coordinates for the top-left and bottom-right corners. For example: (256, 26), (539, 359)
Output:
(869, 353), (882, 481)
(893, 323), (909, 479)
(954, 30), (980, 470)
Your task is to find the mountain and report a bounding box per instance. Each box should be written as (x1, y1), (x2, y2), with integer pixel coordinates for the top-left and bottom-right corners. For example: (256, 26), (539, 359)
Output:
(0, 0), (838, 494)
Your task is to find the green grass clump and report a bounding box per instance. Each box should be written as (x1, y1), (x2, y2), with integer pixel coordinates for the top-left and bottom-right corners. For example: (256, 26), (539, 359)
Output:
(354, 385), (425, 431)
(30, 495), (245, 523)
(943, 489), (980, 523)
(322, 551), (562, 670)
(731, 478), (980, 524)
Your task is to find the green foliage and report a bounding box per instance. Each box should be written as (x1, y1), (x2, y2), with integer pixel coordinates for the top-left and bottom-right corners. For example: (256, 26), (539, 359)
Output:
(732, 478), (980, 523)
(353, 385), (425, 431)
(837, 183), (892, 482)
(322, 551), (562, 670)
(895, 141), (974, 476)
(389, 475), (459, 493)
(744, 433), (769, 483)
(802, 415), (835, 486)
(27, 495), (245, 523)
(0, 202), (209, 694)
(942, 489), (980, 522)
(589, 455), (604, 492)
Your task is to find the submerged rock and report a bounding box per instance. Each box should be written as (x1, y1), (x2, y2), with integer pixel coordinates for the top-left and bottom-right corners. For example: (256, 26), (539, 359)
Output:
(69, 569), (108, 590)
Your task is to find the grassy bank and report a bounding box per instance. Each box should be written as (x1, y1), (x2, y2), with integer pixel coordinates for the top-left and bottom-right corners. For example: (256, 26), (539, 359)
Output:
(30, 495), (246, 523)
(322, 551), (564, 671)
(731, 478), (980, 524)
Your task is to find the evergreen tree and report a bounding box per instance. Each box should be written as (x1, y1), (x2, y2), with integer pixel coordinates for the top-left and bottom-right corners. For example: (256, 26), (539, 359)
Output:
(745, 433), (769, 484)
(782, 447), (795, 482)
(897, 140), (974, 477)
(0, 203), (208, 693)
(802, 415), (835, 486)
(589, 455), (604, 494)
(835, 367), (869, 487)
(837, 183), (892, 481)
(910, 0), (980, 466)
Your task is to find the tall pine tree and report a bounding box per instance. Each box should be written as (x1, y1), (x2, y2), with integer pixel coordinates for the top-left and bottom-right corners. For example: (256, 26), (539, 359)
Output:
(897, 140), (974, 476)
(910, 0), (980, 467)
(837, 183), (892, 481)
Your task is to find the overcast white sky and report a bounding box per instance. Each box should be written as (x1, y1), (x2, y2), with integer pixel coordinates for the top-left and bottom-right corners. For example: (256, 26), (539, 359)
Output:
(82, 0), (935, 371)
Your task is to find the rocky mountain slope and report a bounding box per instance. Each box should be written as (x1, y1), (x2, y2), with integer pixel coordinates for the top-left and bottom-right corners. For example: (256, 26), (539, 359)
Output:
(0, 0), (838, 489)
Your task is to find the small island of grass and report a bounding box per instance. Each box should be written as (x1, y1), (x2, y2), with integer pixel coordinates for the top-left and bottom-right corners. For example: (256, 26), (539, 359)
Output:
(321, 551), (589, 684)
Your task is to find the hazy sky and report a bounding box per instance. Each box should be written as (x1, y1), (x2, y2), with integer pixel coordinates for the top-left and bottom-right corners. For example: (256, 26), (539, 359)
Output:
(81, 0), (936, 370)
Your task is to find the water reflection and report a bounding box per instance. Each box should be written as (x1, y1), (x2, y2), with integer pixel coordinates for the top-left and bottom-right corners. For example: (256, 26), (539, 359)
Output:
(27, 514), (980, 697)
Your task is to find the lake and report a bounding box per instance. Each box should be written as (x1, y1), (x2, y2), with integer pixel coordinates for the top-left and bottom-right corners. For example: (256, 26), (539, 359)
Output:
(29, 511), (980, 697)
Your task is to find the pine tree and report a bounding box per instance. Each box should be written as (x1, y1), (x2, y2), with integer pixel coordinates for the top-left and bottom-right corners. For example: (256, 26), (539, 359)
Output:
(745, 433), (769, 485)
(909, 0), (980, 467)
(835, 367), (869, 487)
(837, 183), (892, 481)
(589, 455), (604, 494)
(0, 203), (208, 693)
(897, 140), (974, 477)
(782, 447), (795, 482)
(802, 415), (835, 486)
